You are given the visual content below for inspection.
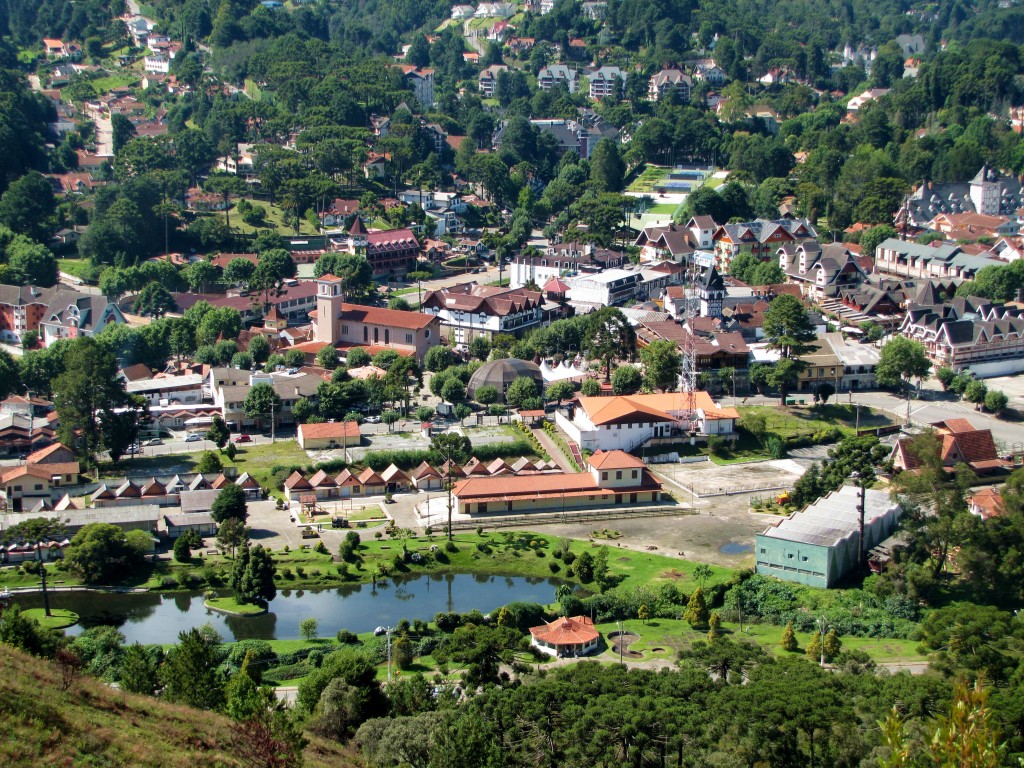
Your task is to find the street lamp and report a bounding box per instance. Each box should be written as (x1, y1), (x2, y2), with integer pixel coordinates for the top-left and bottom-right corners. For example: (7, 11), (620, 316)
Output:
(816, 617), (829, 667)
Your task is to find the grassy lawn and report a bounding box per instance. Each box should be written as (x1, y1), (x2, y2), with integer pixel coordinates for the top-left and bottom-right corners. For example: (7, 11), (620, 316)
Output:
(210, 200), (320, 237)
(22, 608), (79, 630)
(58, 258), (93, 280)
(737, 403), (894, 440)
(592, 618), (926, 665)
(0, 564), (84, 589)
(91, 74), (139, 92)
(205, 596), (266, 615)
(647, 203), (680, 214)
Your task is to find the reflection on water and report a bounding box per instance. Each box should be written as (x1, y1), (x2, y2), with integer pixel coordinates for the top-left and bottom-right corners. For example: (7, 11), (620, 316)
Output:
(15, 572), (562, 644)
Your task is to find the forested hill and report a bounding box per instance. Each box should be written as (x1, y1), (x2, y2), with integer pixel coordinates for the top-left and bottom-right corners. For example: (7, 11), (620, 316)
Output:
(0, 644), (354, 768)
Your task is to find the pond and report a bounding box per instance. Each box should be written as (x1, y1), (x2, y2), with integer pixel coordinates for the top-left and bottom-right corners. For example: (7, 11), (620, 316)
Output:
(17, 573), (562, 644)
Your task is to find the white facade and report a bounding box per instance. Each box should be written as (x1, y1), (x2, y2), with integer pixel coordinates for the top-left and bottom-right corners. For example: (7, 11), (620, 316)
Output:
(143, 54), (170, 73)
(566, 269), (641, 306)
(125, 374), (205, 406)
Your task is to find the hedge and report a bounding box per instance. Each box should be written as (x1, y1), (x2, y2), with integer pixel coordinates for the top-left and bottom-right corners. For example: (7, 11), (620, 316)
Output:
(362, 439), (538, 471)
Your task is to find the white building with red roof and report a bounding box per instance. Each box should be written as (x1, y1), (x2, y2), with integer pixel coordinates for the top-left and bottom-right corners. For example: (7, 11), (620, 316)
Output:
(529, 615), (600, 657)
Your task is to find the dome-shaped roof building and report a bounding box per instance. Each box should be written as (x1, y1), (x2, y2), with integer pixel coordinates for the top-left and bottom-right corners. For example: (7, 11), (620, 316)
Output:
(467, 358), (543, 403)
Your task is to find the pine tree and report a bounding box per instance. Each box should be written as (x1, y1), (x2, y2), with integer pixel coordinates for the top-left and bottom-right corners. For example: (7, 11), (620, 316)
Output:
(118, 642), (158, 695)
(393, 634), (415, 670)
(805, 631), (822, 661)
(684, 587), (710, 629)
(823, 629), (842, 661)
(780, 621), (799, 652)
(706, 611), (722, 641)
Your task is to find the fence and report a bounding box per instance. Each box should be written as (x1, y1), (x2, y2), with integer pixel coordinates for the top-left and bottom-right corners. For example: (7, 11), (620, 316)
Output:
(446, 504), (693, 531)
(676, 481), (791, 498)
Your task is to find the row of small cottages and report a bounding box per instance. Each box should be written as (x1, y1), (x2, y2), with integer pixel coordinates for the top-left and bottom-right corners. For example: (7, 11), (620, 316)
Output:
(283, 456), (562, 502)
(90, 472), (261, 508)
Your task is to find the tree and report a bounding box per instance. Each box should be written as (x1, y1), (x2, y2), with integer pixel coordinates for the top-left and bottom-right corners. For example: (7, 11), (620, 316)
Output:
(231, 543), (276, 604)
(212, 483), (249, 524)
(53, 337), (132, 466)
(196, 450), (223, 474)
(247, 334), (271, 365)
(223, 257), (256, 289)
(63, 523), (144, 584)
(684, 587), (709, 629)
(762, 294), (817, 403)
(244, 382), (281, 428)
(216, 517), (250, 559)
(823, 629), (842, 660)
(504, 376), (539, 408)
(173, 535), (192, 562)
(637, 604), (650, 625)
(935, 366), (956, 390)
(316, 345), (339, 370)
(876, 336), (931, 421)
(424, 345), (455, 373)
(780, 621), (799, 652)
(132, 282), (177, 318)
(581, 378), (602, 396)
(589, 138), (625, 192)
(206, 415), (230, 448)
(707, 611), (722, 641)
(585, 307), (636, 382)
(393, 634), (415, 670)
(300, 618), (319, 641)
(118, 643), (159, 695)
(964, 379), (988, 405)
(984, 389), (1009, 415)
(814, 381), (835, 405)
(545, 380), (575, 404)
(184, 260), (220, 293)
(432, 431), (473, 541)
(0, 172), (56, 242)
(474, 384), (498, 405)
(640, 340), (681, 392)
(858, 225), (896, 260)
(160, 628), (225, 710)
(611, 365), (642, 395)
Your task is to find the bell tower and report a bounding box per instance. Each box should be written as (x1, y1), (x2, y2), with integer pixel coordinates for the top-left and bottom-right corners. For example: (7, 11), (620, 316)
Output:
(315, 274), (344, 344)
(347, 215), (368, 257)
(698, 265), (725, 319)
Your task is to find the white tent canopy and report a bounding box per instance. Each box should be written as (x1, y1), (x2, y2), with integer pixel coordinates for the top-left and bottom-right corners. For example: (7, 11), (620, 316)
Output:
(540, 360), (588, 383)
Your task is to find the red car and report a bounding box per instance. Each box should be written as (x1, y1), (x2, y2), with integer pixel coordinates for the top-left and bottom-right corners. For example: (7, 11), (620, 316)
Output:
(234, 434), (253, 443)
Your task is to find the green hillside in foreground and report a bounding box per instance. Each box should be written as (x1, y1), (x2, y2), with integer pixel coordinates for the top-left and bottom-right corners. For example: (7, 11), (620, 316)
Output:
(0, 645), (355, 768)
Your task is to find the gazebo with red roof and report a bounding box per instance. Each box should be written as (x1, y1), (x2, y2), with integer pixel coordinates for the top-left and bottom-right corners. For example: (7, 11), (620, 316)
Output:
(544, 276), (570, 301)
(529, 615), (600, 657)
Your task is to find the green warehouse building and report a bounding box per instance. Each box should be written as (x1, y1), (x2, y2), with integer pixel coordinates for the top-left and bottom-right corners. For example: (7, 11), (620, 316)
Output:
(755, 485), (902, 587)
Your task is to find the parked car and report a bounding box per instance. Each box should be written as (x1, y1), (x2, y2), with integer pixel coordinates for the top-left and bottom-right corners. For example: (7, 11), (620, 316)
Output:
(185, 433), (203, 443)
(128, 443), (141, 454)
(234, 434), (253, 443)
(364, 415), (381, 424)
(286, 367), (300, 375)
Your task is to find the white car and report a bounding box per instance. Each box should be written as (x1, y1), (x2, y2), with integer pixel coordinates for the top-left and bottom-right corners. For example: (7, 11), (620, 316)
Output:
(185, 433), (203, 443)
(364, 416), (381, 424)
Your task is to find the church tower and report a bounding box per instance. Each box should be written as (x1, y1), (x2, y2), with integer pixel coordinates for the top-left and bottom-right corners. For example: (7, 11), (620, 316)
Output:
(697, 265), (725, 319)
(347, 215), (368, 257)
(315, 274), (344, 344)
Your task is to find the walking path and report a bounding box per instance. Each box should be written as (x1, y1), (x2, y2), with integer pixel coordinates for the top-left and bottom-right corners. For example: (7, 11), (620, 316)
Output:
(532, 428), (577, 473)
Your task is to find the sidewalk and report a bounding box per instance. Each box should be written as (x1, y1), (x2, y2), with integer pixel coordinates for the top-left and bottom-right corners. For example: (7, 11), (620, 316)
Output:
(532, 428), (577, 473)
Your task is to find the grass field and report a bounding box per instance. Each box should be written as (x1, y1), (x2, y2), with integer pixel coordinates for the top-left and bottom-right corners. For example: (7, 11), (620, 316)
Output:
(737, 403), (894, 439)
(591, 618), (926, 665)
(91, 74), (139, 92)
(22, 608), (79, 629)
(57, 258), (94, 280)
(647, 203), (680, 214)
(212, 199), (320, 236)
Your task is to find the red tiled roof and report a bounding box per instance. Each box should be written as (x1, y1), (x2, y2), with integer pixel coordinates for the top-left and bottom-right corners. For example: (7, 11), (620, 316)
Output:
(530, 615), (599, 646)
(587, 450), (647, 470)
(299, 421), (361, 441)
(338, 303), (436, 330)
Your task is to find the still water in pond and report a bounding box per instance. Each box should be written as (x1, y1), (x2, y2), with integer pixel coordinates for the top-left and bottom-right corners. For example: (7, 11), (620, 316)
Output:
(20, 573), (562, 644)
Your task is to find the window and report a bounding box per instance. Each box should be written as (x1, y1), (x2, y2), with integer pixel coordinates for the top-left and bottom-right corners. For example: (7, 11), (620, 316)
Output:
(405, 333), (413, 344)
(615, 471), (622, 480)
(34, 484), (43, 491)
(601, 471), (608, 480)
(631, 470), (638, 479)
(374, 327), (379, 343)
(384, 329), (390, 344)
(342, 325), (348, 334)
(363, 326), (369, 342)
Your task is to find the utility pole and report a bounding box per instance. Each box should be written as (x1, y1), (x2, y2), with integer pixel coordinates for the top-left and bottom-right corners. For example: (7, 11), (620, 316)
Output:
(817, 617), (828, 667)
(269, 402), (276, 443)
(851, 471), (867, 567)
(386, 626), (393, 683)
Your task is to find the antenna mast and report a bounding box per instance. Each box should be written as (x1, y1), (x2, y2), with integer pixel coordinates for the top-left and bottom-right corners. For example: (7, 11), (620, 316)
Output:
(680, 262), (700, 430)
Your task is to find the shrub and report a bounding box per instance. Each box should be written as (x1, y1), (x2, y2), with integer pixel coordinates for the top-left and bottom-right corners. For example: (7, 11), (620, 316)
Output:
(548, 561), (560, 573)
(336, 630), (358, 644)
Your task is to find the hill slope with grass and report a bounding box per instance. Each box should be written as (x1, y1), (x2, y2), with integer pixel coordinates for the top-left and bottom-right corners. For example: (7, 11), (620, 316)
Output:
(0, 645), (355, 768)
